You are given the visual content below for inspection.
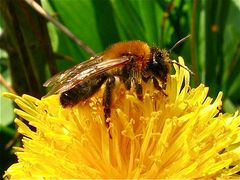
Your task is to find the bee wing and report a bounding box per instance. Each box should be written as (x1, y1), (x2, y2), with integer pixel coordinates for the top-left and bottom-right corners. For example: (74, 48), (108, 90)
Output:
(44, 56), (130, 96)
(43, 55), (102, 87)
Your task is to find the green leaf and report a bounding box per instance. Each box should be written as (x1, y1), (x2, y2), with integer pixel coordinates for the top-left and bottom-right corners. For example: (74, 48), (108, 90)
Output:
(0, 70), (14, 126)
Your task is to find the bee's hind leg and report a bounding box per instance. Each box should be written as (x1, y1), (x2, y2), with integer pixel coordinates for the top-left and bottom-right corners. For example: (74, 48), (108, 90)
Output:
(102, 76), (115, 138)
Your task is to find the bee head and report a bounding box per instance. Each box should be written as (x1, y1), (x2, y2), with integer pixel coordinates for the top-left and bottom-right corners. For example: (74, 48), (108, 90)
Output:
(146, 48), (170, 84)
(145, 35), (193, 85)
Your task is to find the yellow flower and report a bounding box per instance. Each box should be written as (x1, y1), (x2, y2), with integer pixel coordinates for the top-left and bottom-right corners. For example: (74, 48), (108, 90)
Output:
(3, 57), (240, 179)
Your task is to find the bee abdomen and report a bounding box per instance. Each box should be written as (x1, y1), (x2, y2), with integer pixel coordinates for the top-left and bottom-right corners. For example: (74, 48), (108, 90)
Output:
(60, 74), (108, 107)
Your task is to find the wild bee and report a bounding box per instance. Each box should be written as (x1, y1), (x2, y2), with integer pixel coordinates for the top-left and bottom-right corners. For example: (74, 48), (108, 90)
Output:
(44, 35), (192, 129)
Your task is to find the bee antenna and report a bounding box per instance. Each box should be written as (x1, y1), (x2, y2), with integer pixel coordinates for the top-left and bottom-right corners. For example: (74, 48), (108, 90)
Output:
(169, 34), (191, 53)
(166, 60), (194, 75)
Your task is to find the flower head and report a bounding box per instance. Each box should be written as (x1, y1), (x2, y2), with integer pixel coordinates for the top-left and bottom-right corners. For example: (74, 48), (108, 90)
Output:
(4, 57), (240, 179)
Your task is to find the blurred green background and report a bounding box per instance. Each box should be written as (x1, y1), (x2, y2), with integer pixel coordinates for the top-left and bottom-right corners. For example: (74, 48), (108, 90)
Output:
(0, 0), (239, 177)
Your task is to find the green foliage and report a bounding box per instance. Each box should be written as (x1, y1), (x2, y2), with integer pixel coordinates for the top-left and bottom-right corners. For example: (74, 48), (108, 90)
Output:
(0, 0), (240, 177)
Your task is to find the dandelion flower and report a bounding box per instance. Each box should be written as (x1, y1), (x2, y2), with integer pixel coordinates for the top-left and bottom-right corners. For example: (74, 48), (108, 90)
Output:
(3, 57), (240, 179)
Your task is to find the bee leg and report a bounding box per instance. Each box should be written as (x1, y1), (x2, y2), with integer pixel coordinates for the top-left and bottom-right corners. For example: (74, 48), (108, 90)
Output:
(134, 80), (143, 100)
(125, 77), (143, 100)
(124, 78), (131, 90)
(122, 64), (131, 90)
(142, 76), (150, 83)
(152, 77), (167, 96)
(102, 76), (115, 138)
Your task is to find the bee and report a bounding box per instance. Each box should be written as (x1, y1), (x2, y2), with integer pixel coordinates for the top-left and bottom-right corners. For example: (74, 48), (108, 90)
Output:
(44, 35), (193, 129)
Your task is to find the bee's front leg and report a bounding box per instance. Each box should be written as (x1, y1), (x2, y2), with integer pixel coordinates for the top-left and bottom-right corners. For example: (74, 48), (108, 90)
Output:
(102, 76), (115, 137)
(152, 77), (167, 96)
